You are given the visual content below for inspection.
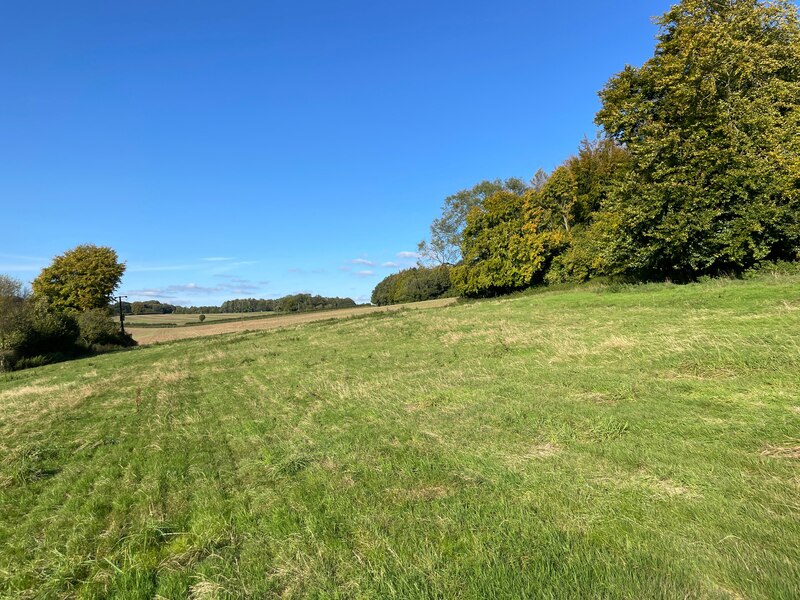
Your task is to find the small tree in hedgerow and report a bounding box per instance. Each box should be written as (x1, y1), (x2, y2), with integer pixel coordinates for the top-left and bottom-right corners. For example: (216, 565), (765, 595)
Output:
(198, 314), (206, 323)
(32, 245), (125, 313)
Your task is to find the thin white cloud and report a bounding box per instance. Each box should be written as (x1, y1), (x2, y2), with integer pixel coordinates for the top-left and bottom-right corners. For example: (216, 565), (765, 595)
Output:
(0, 253), (48, 262)
(338, 266), (352, 272)
(356, 270), (374, 277)
(351, 258), (376, 266)
(381, 261), (399, 268)
(173, 283), (219, 293)
(225, 260), (257, 267)
(126, 279), (262, 300)
(126, 288), (173, 298)
(396, 251), (419, 259)
(127, 264), (197, 273)
(0, 263), (42, 272)
(202, 257), (235, 262)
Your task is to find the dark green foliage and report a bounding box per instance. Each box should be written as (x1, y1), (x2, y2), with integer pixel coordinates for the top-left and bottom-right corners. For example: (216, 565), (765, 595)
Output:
(0, 276), (28, 371)
(198, 314), (206, 323)
(274, 294), (357, 313)
(421, 1), (799, 296)
(371, 266), (453, 305)
(595, 0), (800, 279)
(129, 301), (176, 315)
(172, 305), (222, 314)
(170, 295), (356, 315)
(220, 298), (276, 313)
(1, 273), (135, 371)
(18, 298), (80, 359)
(0, 295), (80, 370)
(77, 309), (129, 347)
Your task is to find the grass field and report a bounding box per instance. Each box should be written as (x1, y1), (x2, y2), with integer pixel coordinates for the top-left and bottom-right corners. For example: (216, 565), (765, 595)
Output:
(123, 312), (276, 326)
(1, 275), (799, 599)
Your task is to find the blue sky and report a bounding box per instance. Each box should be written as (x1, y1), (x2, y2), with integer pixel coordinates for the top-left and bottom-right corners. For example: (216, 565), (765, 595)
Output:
(1, 1), (672, 305)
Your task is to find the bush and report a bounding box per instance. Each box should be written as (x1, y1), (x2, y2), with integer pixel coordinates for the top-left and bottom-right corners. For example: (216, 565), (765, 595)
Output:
(198, 314), (206, 323)
(19, 299), (80, 358)
(78, 309), (122, 346)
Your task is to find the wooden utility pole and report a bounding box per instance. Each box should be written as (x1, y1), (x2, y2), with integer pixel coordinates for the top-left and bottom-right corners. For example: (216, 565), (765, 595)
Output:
(116, 295), (128, 334)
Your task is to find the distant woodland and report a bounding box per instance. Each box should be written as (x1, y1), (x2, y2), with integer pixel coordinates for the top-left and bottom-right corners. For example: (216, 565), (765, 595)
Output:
(111, 295), (358, 316)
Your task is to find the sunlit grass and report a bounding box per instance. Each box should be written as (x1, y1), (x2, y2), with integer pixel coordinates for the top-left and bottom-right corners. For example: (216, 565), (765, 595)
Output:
(1, 274), (798, 598)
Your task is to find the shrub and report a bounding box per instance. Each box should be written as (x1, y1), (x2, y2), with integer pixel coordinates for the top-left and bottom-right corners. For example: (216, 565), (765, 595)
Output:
(19, 299), (79, 358)
(77, 309), (123, 346)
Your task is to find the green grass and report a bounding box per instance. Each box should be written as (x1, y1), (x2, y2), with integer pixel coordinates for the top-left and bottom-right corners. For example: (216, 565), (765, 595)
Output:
(1, 274), (799, 599)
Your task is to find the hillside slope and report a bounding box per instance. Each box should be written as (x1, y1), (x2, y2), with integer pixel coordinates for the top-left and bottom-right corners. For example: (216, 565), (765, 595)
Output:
(1, 275), (798, 598)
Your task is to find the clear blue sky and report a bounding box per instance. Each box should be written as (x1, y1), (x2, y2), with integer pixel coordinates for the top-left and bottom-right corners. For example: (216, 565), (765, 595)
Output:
(1, 1), (672, 305)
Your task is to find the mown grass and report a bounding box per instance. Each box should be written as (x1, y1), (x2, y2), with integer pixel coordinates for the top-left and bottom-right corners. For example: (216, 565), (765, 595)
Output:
(1, 274), (798, 599)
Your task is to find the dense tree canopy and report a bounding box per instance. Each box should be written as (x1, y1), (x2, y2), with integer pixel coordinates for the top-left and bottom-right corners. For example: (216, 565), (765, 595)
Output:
(33, 245), (125, 312)
(420, 0), (799, 298)
(371, 266), (453, 305)
(595, 0), (800, 279)
(451, 191), (541, 296)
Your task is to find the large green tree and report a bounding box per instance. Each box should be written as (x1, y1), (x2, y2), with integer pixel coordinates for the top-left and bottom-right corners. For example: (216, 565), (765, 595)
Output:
(451, 191), (543, 296)
(418, 177), (531, 266)
(32, 245), (125, 312)
(596, 0), (800, 279)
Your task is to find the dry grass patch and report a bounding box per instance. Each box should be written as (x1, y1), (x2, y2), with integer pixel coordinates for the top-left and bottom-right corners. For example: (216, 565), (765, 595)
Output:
(761, 444), (800, 460)
(504, 443), (562, 468)
(0, 383), (67, 401)
(578, 391), (617, 405)
(387, 485), (450, 502)
(639, 474), (698, 499)
(596, 335), (637, 351)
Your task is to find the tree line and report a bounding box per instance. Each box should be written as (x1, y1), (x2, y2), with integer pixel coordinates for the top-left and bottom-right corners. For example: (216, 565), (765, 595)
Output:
(112, 295), (359, 316)
(374, 0), (800, 301)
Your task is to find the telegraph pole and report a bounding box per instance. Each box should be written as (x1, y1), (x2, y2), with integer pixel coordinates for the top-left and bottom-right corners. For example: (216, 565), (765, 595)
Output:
(116, 295), (128, 335)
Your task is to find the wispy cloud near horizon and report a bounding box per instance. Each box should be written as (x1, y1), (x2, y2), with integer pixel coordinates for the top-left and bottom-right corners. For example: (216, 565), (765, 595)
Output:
(350, 258), (375, 267)
(127, 264), (199, 273)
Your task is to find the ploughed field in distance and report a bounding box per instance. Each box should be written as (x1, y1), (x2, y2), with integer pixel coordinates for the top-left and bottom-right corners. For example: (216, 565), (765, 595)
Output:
(1, 273), (798, 599)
